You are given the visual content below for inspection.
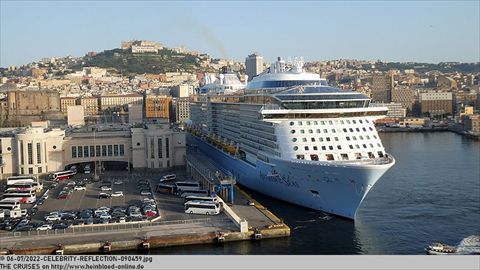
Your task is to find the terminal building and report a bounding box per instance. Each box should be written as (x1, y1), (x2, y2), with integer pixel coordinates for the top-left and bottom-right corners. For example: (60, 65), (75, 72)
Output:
(0, 121), (186, 178)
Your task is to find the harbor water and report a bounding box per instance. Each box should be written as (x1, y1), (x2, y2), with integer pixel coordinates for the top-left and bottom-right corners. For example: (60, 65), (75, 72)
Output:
(129, 132), (480, 254)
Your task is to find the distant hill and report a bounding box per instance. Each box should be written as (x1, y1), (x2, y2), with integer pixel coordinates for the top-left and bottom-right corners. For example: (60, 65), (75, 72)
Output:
(71, 48), (207, 75)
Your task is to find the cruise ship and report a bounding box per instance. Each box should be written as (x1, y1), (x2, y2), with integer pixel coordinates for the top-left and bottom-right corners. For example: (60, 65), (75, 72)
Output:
(188, 57), (395, 219)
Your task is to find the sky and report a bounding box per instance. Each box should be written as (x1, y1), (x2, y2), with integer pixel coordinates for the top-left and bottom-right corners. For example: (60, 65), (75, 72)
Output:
(1, 1), (479, 67)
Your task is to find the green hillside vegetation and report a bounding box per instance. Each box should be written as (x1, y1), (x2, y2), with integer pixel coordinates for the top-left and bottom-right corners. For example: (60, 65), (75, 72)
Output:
(72, 48), (203, 74)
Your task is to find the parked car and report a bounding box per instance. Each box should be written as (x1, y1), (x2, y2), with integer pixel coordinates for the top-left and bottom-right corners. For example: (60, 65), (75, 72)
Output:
(37, 197), (45, 205)
(144, 211), (157, 217)
(74, 185), (86, 191)
(60, 213), (76, 220)
(36, 224), (52, 231)
(14, 225), (34, 232)
(101, 186), (112, 191)
(99, 214), (111, 220)
(52, 223), (69, 230)
(140, 190), (152, 196)
(117, 216), (126, 223)
(129, 211), (142, 218)
(17, 219), (29, 227)
(57, 193), (70, 200)
(42, 194), (49, 200)
(113, 180), (123, 185)
(67, 181), (76, 187)
(45, 215), (61, 222)
(99, 193), (111, 199)
(111, 191), (124, 197)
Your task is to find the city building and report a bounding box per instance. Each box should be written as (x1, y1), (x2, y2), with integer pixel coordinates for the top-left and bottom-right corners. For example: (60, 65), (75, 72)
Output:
(145, 95), (171, 120)
(371, 74), (394, 103)
(0, 121), (186, 178)
(385, 103), (407, 118)
(1, 89), (63, 127)
(171, 84), (192, 98)
(60, 97), (78, 116)
(462, 114), (480, 134)
(419, 91), (453, 117)
(128, 104), (143, 124)
(392, 86), (416, 112)
(67, 106), (85, 126)
(80, 96), (99, 116)
(172, 97), (190, 123)
(100, 94), (143, 110)
(245, 53), (264, 81)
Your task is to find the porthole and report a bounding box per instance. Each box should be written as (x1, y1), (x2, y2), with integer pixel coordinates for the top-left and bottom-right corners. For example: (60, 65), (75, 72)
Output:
(136, 142), (141, 146)
(289, 122), (294, 126)
(291, 130), (296, 134)
(293, 146), (298, 151)
(53, 145), (57, 149)
(292, 138), (297, 142)
(7, 147), (11, 151)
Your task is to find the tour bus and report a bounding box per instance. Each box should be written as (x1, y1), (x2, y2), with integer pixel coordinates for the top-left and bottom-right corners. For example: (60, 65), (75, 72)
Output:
(6, 176), (37, 186)
(50, 170), (76, 181)
(7, 182), (43, 193)
(184, 195), (218, 204)
(184, 201), (220, 215)
(2, 191), (36, 203)
(175, 182), (201, 194)
(159, 174), (176, 182)
(180, 189), (209, 198)
(0, 199), (21, 211)
(156, 183), (175, 194)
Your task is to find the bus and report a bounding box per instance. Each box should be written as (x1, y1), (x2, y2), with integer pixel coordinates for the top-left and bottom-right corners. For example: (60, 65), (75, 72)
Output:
(180, 189), (209, 198)
(6, 182), (43, 192)
(184, 195), (218, 204)
(6, 176), (37, 186)
(156, 183), (175, 194)
(2, 191), (36, 203)
(184, 201), (220, 215)
(50, 170), (76, 181)
(0, 199), (21, 210)
(175, 182), (200, 193)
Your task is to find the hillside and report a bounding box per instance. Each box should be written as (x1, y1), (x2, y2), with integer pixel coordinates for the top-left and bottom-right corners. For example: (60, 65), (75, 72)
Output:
(71, 48), (205, 74)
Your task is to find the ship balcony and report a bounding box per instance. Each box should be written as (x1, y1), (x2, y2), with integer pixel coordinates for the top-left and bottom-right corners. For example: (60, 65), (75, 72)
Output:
(333, 154), (394, 166)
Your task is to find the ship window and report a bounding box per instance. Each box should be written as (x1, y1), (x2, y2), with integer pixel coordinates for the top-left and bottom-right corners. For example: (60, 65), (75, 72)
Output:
(298, 121), (303, 126)
(310, 154), (319, 161)
(306, 121), (311, 125)
(292, 138), (297, 142)
(377, 143), (381, 147)
(377, 151), (384, 157)
(323, 129), (328, 133)
(331, 129), (336, 133)
(356, 128), (360, 132)
(311, 138), (315, 142)
(359, 136), (364, 140)
(346, 136), (350, 141)
(316, 129), (321, 133)
(289, 122), (294, 126)
(293, 146), (298, 151)
(349, 128), (354, 132)
(368, 152), (375, 158)
(343, 128), (347, 132)
(356, 145), (360, 149)
(296, 155), (305, 160)
(373, 135), (377, 139)
(337, 145), (342, 150)
(321, 146), (326, 150)
(326, 137), (331, 142)
(363, 144), (367, 148)
(359, 120), (363, 124)
(353, 120), (357, 124)
(313, 146), (318, 150)
(291, 130), (296, 134)
(329, 146), (333, 150)
(369, 143), (374, 148)
(366, 135), (370, 139)
(304, 146), (309, 151)
(340, 120), (345, 124)
(314, 121), (318, 125)
(349, 145), (354, 149)
(334, 137), (339, 141)
(355, 153), (362, 159)
(353, 136), (357, 140)
(369, 127), (374, 131)
(347, 120), (351, 124)
(303, 138), (307, 142)
(320, 121), (325, 125)
(341, 153), (349, 160)
(328, 121), (333, 125)
(363, 127), (367, 131)
(319, 137), (324, 142)
(301, 130), (305, 134)
(309, 129), (313, 133)
(365, 119), (369, 123)
(325, 154), (334, 160)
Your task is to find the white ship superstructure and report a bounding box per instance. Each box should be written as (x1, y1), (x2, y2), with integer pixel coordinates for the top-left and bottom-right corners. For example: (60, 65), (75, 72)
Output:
(188, 58), (395, 219)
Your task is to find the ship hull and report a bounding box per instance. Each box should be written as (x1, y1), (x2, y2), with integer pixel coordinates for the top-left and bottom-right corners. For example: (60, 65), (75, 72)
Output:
(188, 134), (394, 220)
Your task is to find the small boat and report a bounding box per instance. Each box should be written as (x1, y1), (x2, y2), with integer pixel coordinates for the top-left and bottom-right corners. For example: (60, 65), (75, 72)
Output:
(425, 243), (456, 255)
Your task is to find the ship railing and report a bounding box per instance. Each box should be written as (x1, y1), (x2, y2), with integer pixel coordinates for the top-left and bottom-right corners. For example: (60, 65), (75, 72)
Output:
(334, 156), (394, 165)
